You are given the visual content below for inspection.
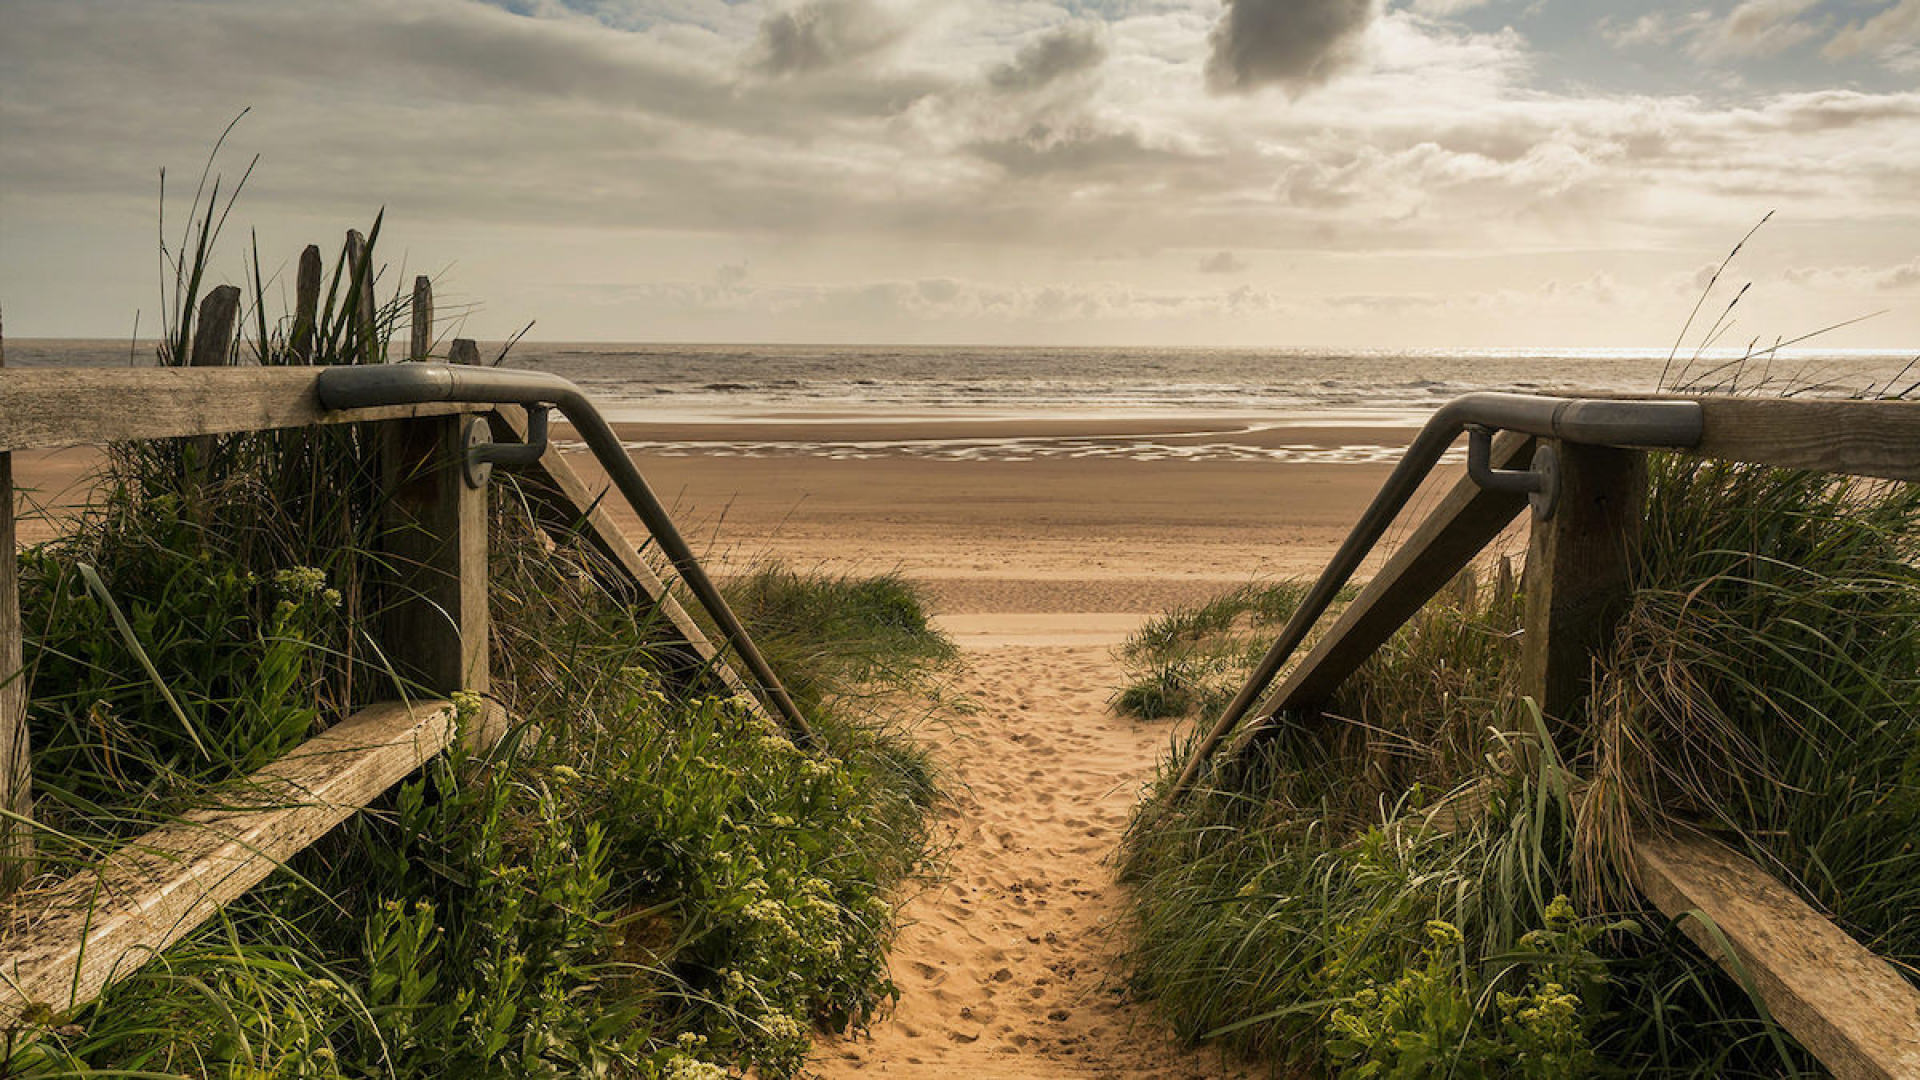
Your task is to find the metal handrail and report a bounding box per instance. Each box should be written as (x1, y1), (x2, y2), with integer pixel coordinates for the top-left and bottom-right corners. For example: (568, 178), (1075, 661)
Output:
(315, 363), (816, 749)
(1162, 392), (1704, 804)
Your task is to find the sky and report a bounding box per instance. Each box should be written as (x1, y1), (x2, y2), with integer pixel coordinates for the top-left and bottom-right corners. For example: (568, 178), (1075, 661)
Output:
(2, 0), (1919, 348)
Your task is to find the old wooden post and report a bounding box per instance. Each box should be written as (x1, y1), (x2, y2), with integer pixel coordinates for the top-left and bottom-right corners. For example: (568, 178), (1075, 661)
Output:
(1451, 565), (1477, 610)
(344, 230), (376, 361)
(189, 286), (242, 368)
(1519, 443), (1645, 732)
(1495, 554), (1515, 602)
(0, 315), (30, 888)
(186, 285), (241, 474)
(290, 245), (322, 362)
(379, 326), (489, 737)
(409, 276), (433, 361)
(448, 338), (481, 367)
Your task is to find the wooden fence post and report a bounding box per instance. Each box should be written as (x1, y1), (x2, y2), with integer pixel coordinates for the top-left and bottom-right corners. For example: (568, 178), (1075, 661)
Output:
(189, 286), (241, 369)
(291, 245), (322, 363)
(1519, 442), (1645, 732)
(344, 230), (376, 361)
(378, 316), (490, 738)
(0, 318), (30, 888)
(409, 276), (433, 361)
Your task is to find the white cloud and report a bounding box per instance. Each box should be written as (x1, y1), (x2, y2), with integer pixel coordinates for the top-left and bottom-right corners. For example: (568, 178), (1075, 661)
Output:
(2, 0), (1919, 345)
(1824, 0), (1920, 62)
(1409, 0), (1492, 14)
(1692, 0), (1825, 60)
(1604, 0), (1825, 62)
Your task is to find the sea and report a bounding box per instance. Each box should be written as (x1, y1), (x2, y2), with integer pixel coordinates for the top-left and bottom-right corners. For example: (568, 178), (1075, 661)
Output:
(11, 339), (1916, 465)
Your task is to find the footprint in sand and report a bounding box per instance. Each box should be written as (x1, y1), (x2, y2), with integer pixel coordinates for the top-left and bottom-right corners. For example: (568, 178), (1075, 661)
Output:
(813, 642), (1256, 1079)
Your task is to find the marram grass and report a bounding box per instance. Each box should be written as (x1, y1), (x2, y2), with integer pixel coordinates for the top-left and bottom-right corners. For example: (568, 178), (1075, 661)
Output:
(1, 185), (953, 1076)
(1120, 453), (1920, 1077)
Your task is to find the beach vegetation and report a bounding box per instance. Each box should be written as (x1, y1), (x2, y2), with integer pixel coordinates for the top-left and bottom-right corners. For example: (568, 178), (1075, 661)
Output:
(1, 171), (951, 1076)
(1119, 453), (1920, 1076)
(1111, 581), (1313, 720)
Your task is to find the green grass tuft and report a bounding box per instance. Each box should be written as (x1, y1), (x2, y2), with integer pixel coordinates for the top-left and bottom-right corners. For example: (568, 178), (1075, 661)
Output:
(1119, 453), (1920, 1077)
(1, 171), (951, 1076)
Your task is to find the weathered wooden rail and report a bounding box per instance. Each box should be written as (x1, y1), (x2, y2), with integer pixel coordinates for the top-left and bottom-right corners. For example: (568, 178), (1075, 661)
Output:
(0, 271), (803, 1033)
(1168, 392), (1920, 1079)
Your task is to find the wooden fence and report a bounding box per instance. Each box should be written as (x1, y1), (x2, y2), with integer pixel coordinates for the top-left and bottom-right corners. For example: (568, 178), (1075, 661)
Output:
(0, 269), (781, 1033)
(1177, 396), (1920, 1078)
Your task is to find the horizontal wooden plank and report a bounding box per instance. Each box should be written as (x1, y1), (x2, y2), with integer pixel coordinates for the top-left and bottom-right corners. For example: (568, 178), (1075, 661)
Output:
(0, 368), (474, 452)
(1683, 397), (1920, 482)
(1635, 829), (1920, 1080)
(1254, 431), (1534, 721)
(488, 408), (775, 724)
(0, 700), (459, 1025)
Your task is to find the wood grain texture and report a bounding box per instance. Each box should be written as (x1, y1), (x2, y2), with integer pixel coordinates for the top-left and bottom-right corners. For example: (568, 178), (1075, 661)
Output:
(1520, 442), (1645, 731)
(0, 335), (27, 888)
(409, 276), (433, 361)
(0, 701), (458, 1026)
(448, 338), (481, 367)
(1635, 830), (1920, 1080)
(379, 414), (489, 703)
(290, 245), (322, 363)
(344, 229), (375, 344)
(487, 407), (773, 722)
(1253, 431), (1534, 720)
(0, 368), (473, 452)
(1690, 397), (1920, 482)
(188, 286), (241, 368)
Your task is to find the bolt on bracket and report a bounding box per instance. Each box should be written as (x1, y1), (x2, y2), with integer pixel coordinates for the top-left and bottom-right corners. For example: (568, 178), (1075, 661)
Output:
(1467, 424), (1559, 520)
(462, 404), (552, 489)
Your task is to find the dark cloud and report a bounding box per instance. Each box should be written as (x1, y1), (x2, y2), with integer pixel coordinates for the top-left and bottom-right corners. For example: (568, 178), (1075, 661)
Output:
(1198, 251), (1247, 273)
(751, 0), (911, 77)
(1205, 0), (1378, 95)
(988, 22), (1109, 93)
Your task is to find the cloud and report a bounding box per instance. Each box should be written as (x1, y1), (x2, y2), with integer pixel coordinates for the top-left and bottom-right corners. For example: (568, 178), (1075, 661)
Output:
(988, 21), (1109, 93)
(1692, 0), (1824, 60)
(1602, 12), (1701, 49)
(1205, 0), (1380, 95)
(965, 123), (1189, 179)
(1605, 0), (1824, 62)
(1824, 0), (1920, 60)
(1409, 0), (1491, 14)
(1198, 250), (1248, 273)
(749, 0), (913, 77)
(1879, 261), (1920, 290)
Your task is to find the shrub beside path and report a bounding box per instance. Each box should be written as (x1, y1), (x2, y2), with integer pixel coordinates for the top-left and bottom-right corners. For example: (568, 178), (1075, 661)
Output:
(815, 638), (1257, 1078)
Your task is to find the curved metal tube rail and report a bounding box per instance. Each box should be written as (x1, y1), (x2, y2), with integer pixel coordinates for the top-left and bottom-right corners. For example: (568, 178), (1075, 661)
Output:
(1164, 392), (1704, 804)
(316, 364), (815, 749)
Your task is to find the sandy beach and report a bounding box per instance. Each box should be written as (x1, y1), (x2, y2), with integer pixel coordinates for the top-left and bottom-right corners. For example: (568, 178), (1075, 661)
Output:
(12, 412), (1455, 1075)
(605, 415), (1435, 1075)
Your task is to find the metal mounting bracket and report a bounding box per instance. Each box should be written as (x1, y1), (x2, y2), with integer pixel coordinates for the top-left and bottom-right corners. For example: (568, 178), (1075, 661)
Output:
(462, 404), (552, 489)
(1467, 425), (1559, 520)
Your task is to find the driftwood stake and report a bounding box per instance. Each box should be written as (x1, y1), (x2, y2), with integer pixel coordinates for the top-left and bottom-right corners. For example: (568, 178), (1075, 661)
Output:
(189, 285), (241, 368)
(344, 230), (376, 359)
(291, 245), (322, 362)
(409, 276), (433, 361)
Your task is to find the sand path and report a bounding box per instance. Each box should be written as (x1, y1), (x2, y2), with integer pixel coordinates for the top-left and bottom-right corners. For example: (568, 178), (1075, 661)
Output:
(815, 635), (1256, 1079)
